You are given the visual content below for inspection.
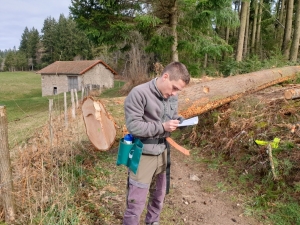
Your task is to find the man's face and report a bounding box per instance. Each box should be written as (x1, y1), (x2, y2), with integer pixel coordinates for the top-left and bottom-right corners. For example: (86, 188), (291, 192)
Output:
(160, 73), (186, 98)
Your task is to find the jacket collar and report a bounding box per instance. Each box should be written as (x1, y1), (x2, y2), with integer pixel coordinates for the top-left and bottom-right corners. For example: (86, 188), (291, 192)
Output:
(150, 78), (164, 100)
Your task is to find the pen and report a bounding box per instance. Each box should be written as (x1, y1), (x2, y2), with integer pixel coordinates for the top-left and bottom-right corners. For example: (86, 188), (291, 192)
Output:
(165, 114), (172, 120)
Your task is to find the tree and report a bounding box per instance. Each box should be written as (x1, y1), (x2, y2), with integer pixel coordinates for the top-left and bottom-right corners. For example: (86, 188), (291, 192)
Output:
(236, 1), (249, 61)
(282, 0), (294, 59)
(41, 15), (92, 65)
(243, 2), (250, 57)
(41, 17), (57, 63)
(4, 50), (28, 71)
(289, 0), (300, 61)
(19, 27), (40, 70)
(256, 0), (263, 58)
(19, 27), (29, 54)
(178, 65), (300, 118)
(70, 0), (239, 69)
(27, 28), (40, 70)
(15, 51), (27, 70)
(69, 0), (139, 48)
(251, 0), (259, 54)
(4, 51), (16, 71)
(275, 0), (285, 49)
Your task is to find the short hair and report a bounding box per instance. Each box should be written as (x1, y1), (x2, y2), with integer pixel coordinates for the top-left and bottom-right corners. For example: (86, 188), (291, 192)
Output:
(161, 62), (190, 84)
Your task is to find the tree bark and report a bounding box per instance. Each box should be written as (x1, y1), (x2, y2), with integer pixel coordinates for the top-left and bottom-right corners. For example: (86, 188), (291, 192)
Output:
(236, 1), (249, 62)
(0, 106), (15, 222)
(289, 0), (300, 61)
(251, 0), (258, 54)
(171, 1), (179, 62)
(178, 66), (300, 118)
(243, 4), (250, 57)
(282, 0), (294, 59)
(256, 0), (263, 58)
(276, 0), (286, 49)
(83, 66), (300, 151)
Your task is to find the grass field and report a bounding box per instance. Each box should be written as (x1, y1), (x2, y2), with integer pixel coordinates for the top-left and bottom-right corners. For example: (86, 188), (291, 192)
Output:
(0, 71), (49, 122)
(0, 71), (125, 148)
(0, 72), (51, 147)
(0, 72), (126, 224)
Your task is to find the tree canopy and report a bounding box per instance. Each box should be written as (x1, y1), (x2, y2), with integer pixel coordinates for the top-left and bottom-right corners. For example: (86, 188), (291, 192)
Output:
(2, 0), (300, 77)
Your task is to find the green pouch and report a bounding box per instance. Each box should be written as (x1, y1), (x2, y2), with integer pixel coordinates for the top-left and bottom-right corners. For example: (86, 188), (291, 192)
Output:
(128, 138), (143, 174)
(116, 138), (143, 174)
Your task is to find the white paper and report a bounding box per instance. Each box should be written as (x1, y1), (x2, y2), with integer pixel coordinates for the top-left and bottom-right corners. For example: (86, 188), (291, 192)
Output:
(178, 116), (198, 127)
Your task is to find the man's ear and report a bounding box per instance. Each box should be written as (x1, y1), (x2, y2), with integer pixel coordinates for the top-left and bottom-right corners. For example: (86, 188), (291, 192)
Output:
(162, 73), (169, 80)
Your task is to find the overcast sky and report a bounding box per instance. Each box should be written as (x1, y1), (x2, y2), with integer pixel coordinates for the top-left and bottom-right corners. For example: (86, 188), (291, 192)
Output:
(0, 0), (71, 51)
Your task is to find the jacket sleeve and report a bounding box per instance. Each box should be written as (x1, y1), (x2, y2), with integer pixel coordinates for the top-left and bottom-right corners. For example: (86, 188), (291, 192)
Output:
(124, 88), (165, 138)
(169, 96), (185, 122)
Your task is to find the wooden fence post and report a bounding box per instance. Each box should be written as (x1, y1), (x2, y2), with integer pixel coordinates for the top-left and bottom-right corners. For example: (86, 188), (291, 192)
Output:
(74, 89), (79, 108)
(0, 106), (16, 222)
(64, 92), (68, 128)
(81, 86), (85, 102)
(71, 89), (76, 119)
(49, 99), (53, 147)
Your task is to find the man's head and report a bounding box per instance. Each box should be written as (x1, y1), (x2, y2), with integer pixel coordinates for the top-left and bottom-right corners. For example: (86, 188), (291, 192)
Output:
(157, 62), (190, 99)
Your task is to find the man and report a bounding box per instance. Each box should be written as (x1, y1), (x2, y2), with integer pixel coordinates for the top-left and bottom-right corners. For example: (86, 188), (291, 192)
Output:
(123, 61), (190, 225)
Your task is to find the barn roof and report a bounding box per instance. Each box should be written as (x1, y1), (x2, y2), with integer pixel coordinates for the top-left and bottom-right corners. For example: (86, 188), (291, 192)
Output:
(37, 60), (118, 75)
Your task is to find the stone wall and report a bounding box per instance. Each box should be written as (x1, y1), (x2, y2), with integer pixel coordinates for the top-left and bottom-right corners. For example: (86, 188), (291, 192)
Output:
(41, 74), (83, 96)
(41, 63), (114, 96)
(82, 63), (114, 89)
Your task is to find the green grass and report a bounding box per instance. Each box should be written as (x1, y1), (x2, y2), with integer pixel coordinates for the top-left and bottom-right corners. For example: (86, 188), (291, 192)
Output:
(100, 80), (125, 98)
(0, 72), (52, 147)
(0, 72), (125, 148)
(0, 71), (49, 122)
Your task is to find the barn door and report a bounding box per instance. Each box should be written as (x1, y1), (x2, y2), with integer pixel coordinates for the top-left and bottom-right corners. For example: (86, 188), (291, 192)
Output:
(68, 76), (78, 91)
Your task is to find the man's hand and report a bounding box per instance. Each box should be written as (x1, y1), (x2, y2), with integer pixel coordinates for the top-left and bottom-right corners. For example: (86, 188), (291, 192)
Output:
(163, 119), (180, 132)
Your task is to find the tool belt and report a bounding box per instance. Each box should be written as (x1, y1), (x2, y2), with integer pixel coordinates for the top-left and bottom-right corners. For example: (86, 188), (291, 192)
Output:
(140, 138), (166, 145)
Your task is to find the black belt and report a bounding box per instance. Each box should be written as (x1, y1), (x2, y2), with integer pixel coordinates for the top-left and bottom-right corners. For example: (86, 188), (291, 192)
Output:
(140, 138), (165, 145)
(166, 141), (171, 194)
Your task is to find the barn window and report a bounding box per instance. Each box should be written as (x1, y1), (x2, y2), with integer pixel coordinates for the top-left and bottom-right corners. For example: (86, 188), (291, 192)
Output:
(53, 87), (57, 95)
(92, 84), (100, 89)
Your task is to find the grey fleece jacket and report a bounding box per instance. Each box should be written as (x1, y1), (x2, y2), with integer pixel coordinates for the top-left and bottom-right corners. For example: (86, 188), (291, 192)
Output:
(124, 78), (182, 155)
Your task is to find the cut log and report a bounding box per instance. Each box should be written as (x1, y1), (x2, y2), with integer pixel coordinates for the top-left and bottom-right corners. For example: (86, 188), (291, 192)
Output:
(178, 66), (300, 118)
(284, 88), (300, 99)
(82, 97), (116, 150)
(82, 66), (300, 151)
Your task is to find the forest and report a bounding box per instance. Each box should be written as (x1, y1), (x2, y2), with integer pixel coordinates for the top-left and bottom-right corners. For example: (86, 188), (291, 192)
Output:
(0, 0), (300, 78)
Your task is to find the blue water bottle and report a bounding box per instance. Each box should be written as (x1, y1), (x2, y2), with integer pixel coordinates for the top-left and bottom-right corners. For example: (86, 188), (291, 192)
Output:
(124, 134), (133, 144)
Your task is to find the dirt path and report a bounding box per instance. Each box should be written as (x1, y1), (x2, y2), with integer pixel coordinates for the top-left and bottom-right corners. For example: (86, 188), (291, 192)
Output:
(161, 147), (263, 225)
(103, 87), (298, 225)
(103, 96), (265, 225)
(155, 84), (300, 225)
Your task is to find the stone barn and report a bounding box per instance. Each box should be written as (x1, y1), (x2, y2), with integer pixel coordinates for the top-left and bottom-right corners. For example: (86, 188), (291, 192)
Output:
(37, 60), (118, 96)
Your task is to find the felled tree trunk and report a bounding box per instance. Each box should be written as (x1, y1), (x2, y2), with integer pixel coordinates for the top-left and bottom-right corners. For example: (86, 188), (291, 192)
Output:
(284, 88), (300, 99)
(82, 97), (116, 151)
(82, 66), (300, 150)
(178, 66), (300, 118)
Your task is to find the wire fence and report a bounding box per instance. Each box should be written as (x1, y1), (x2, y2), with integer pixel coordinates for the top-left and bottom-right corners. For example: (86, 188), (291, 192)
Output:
(0, 88), (92, 223)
